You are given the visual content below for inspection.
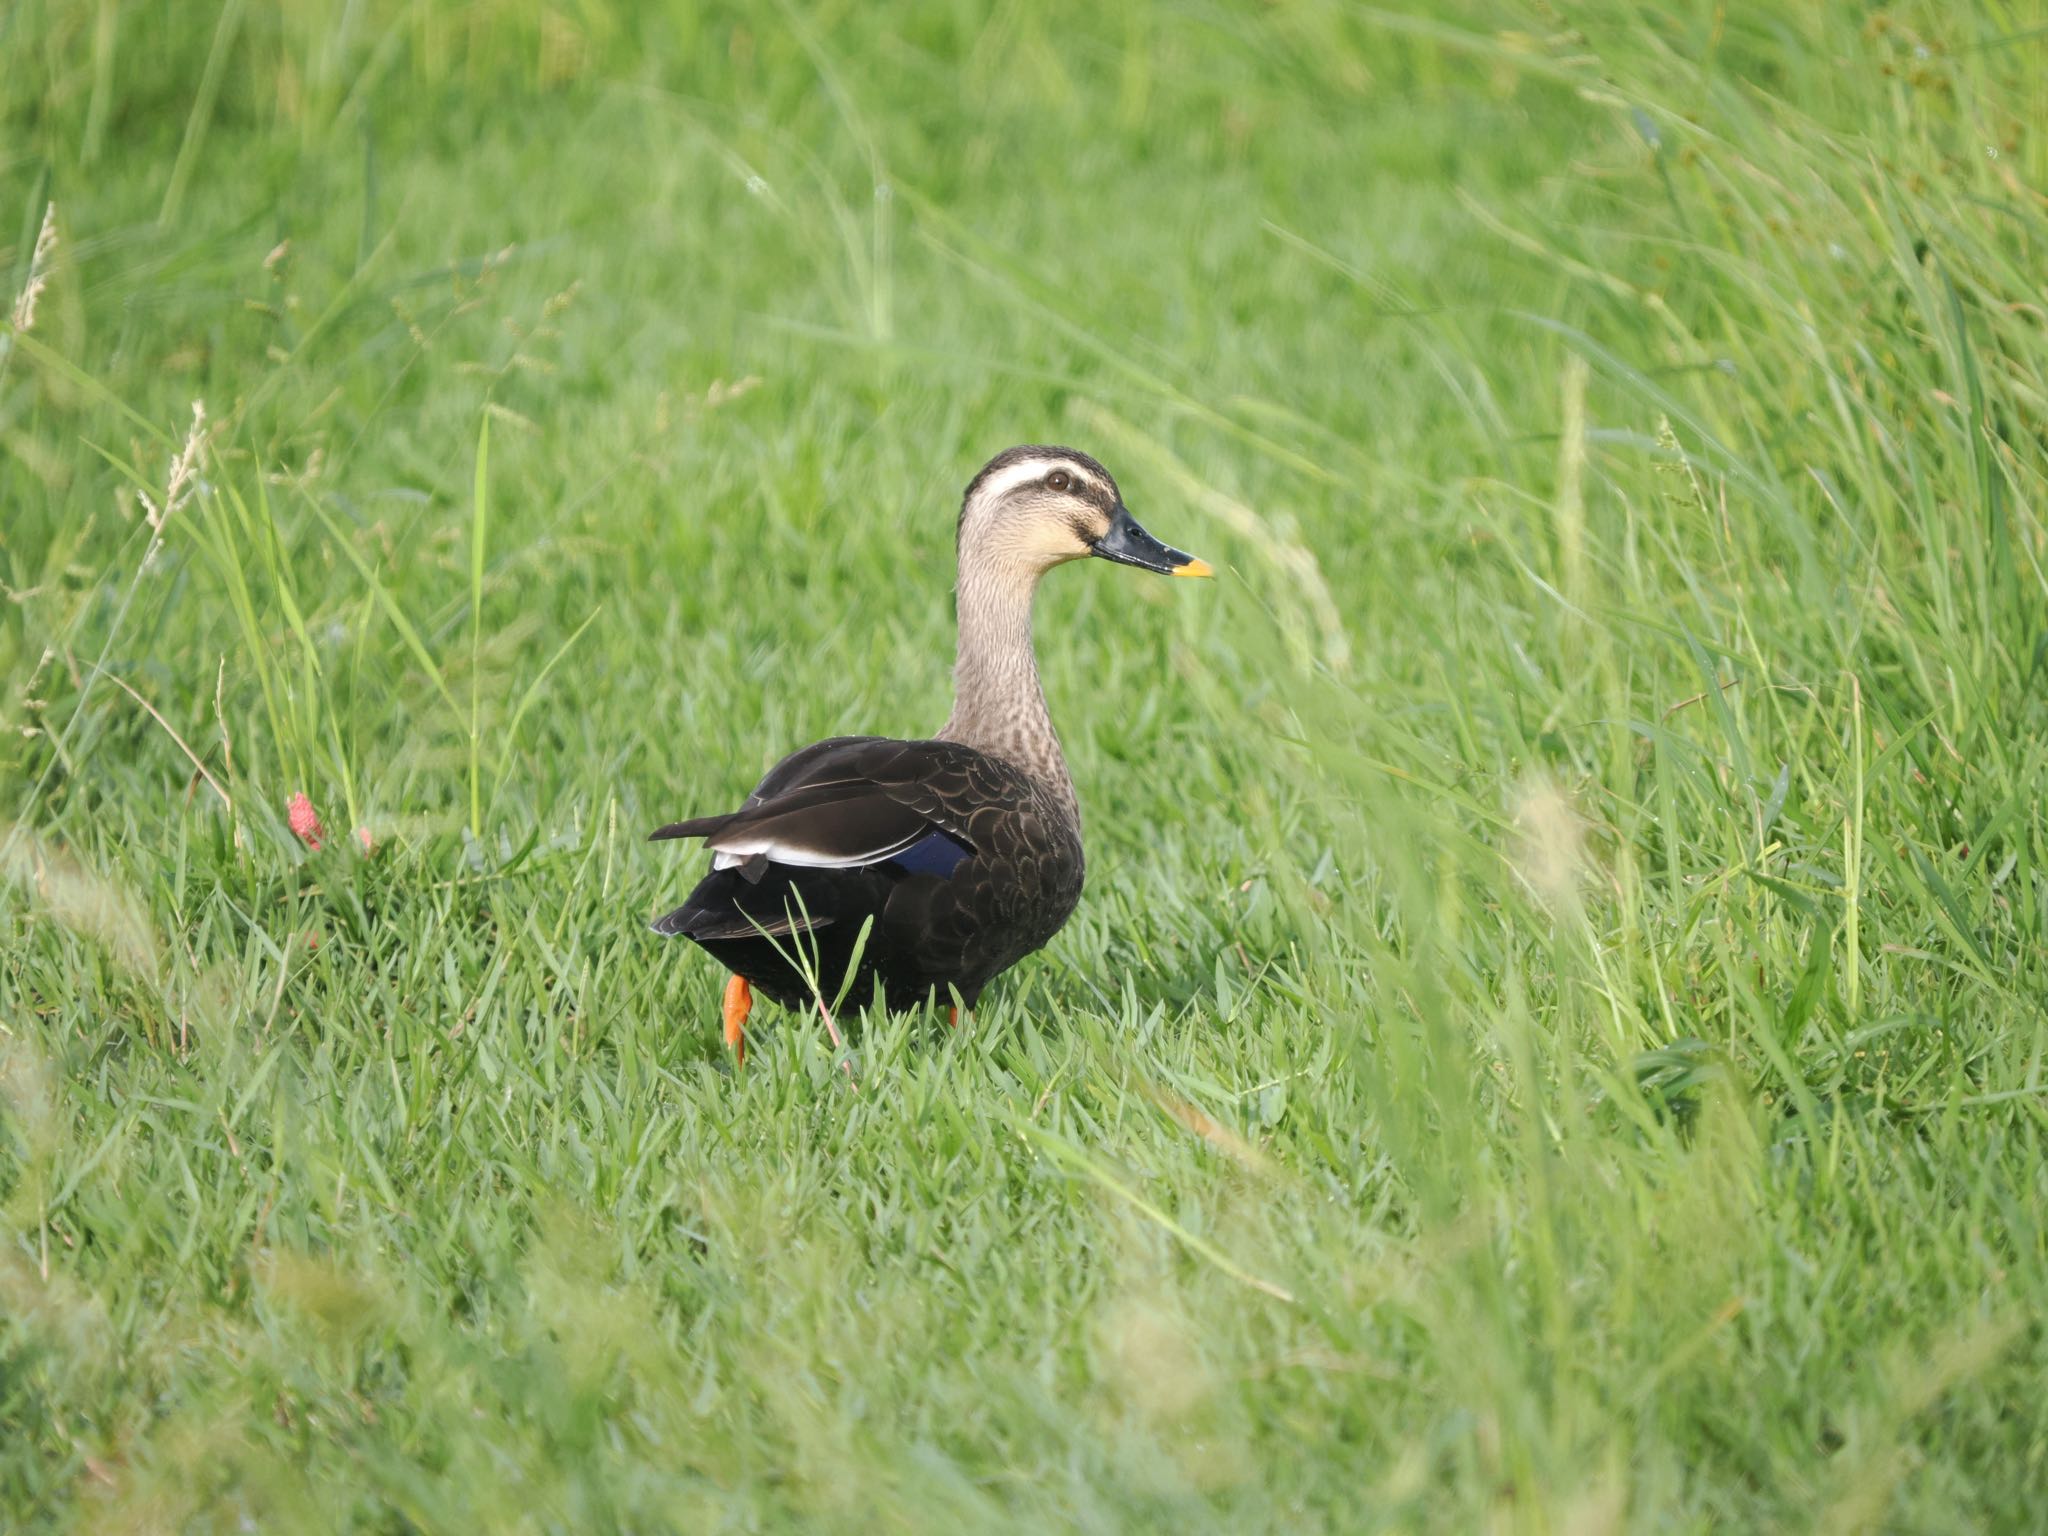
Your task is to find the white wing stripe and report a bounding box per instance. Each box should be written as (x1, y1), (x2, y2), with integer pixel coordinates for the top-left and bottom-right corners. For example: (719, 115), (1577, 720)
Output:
(709, 829), (927, 871)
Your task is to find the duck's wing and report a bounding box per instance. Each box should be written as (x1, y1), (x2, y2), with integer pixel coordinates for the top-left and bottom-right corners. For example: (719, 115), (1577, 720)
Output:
(648, 737), (997, 881)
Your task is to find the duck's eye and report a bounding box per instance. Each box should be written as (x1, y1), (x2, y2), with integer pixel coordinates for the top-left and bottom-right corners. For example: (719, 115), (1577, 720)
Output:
(1045, 470), (1072, 493)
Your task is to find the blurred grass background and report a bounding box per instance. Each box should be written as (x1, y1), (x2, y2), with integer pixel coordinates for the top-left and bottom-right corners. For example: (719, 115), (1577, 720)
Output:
(3, 0), (2046, 1529)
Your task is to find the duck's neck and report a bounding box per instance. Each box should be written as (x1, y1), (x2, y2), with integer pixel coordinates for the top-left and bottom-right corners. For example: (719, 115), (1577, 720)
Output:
(937, 555), (1079, 824)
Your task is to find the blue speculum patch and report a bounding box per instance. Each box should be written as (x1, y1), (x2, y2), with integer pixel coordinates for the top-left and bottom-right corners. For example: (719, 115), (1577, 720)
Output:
(884, 829), (974, 879)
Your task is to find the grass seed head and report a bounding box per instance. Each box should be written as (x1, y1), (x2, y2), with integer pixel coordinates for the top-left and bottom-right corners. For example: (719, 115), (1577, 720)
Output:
(1512, 776), (1586, 909)
(9, 202), (56, 333)
(137, 401), (210, 566)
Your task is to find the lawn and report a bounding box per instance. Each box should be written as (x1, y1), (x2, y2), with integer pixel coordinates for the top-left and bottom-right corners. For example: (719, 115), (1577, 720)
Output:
(3, 1), (2045, 1529)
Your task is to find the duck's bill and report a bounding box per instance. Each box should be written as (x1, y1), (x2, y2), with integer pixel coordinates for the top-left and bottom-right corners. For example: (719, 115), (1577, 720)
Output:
(1092, 505), (1213, 578)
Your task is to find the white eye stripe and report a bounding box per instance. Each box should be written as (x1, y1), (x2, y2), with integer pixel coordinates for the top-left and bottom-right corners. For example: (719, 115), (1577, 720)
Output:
(972, 459), (1092, 507)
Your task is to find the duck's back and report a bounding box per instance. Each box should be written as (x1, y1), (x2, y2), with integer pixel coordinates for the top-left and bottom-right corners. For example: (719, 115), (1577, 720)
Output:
(652, 735), (1083, 1011)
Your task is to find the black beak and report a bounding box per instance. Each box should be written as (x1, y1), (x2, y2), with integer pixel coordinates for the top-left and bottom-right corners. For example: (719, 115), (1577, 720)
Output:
(1090, 504), (1212, 578)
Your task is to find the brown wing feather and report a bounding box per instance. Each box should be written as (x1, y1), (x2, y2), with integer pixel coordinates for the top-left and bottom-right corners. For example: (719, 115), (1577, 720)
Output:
(649, 738), (995, 867)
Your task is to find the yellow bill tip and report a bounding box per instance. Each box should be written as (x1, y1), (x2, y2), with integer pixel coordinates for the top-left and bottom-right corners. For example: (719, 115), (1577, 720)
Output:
(1172, 558), (1214, 579)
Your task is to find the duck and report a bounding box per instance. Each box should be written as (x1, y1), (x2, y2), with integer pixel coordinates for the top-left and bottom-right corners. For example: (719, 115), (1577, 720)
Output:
(649, 445), (1210, 1063)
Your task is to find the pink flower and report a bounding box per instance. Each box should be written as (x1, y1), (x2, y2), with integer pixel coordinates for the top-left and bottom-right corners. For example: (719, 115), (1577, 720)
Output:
(287, 792), (325, 850)
(354, 826), (375, 857)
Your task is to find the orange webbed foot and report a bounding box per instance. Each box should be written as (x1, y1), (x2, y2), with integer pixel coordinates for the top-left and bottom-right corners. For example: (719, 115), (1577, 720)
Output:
(722, 974), (751, 1066)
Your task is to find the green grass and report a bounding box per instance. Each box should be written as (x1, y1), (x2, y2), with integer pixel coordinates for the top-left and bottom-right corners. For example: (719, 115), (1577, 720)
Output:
(3, 1), (2046, 1529)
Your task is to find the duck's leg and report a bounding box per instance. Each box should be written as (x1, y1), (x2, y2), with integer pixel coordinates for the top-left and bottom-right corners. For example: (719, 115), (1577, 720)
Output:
(721, 974), (751, 1065)
(947, 1005), (961, 1029)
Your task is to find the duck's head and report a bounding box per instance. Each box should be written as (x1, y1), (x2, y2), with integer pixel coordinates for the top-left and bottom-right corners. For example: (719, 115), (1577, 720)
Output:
(958, 445), (1212, 581)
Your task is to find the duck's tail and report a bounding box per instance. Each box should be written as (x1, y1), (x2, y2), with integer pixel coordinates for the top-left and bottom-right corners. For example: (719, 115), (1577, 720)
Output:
(647, 812), (734, 842)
